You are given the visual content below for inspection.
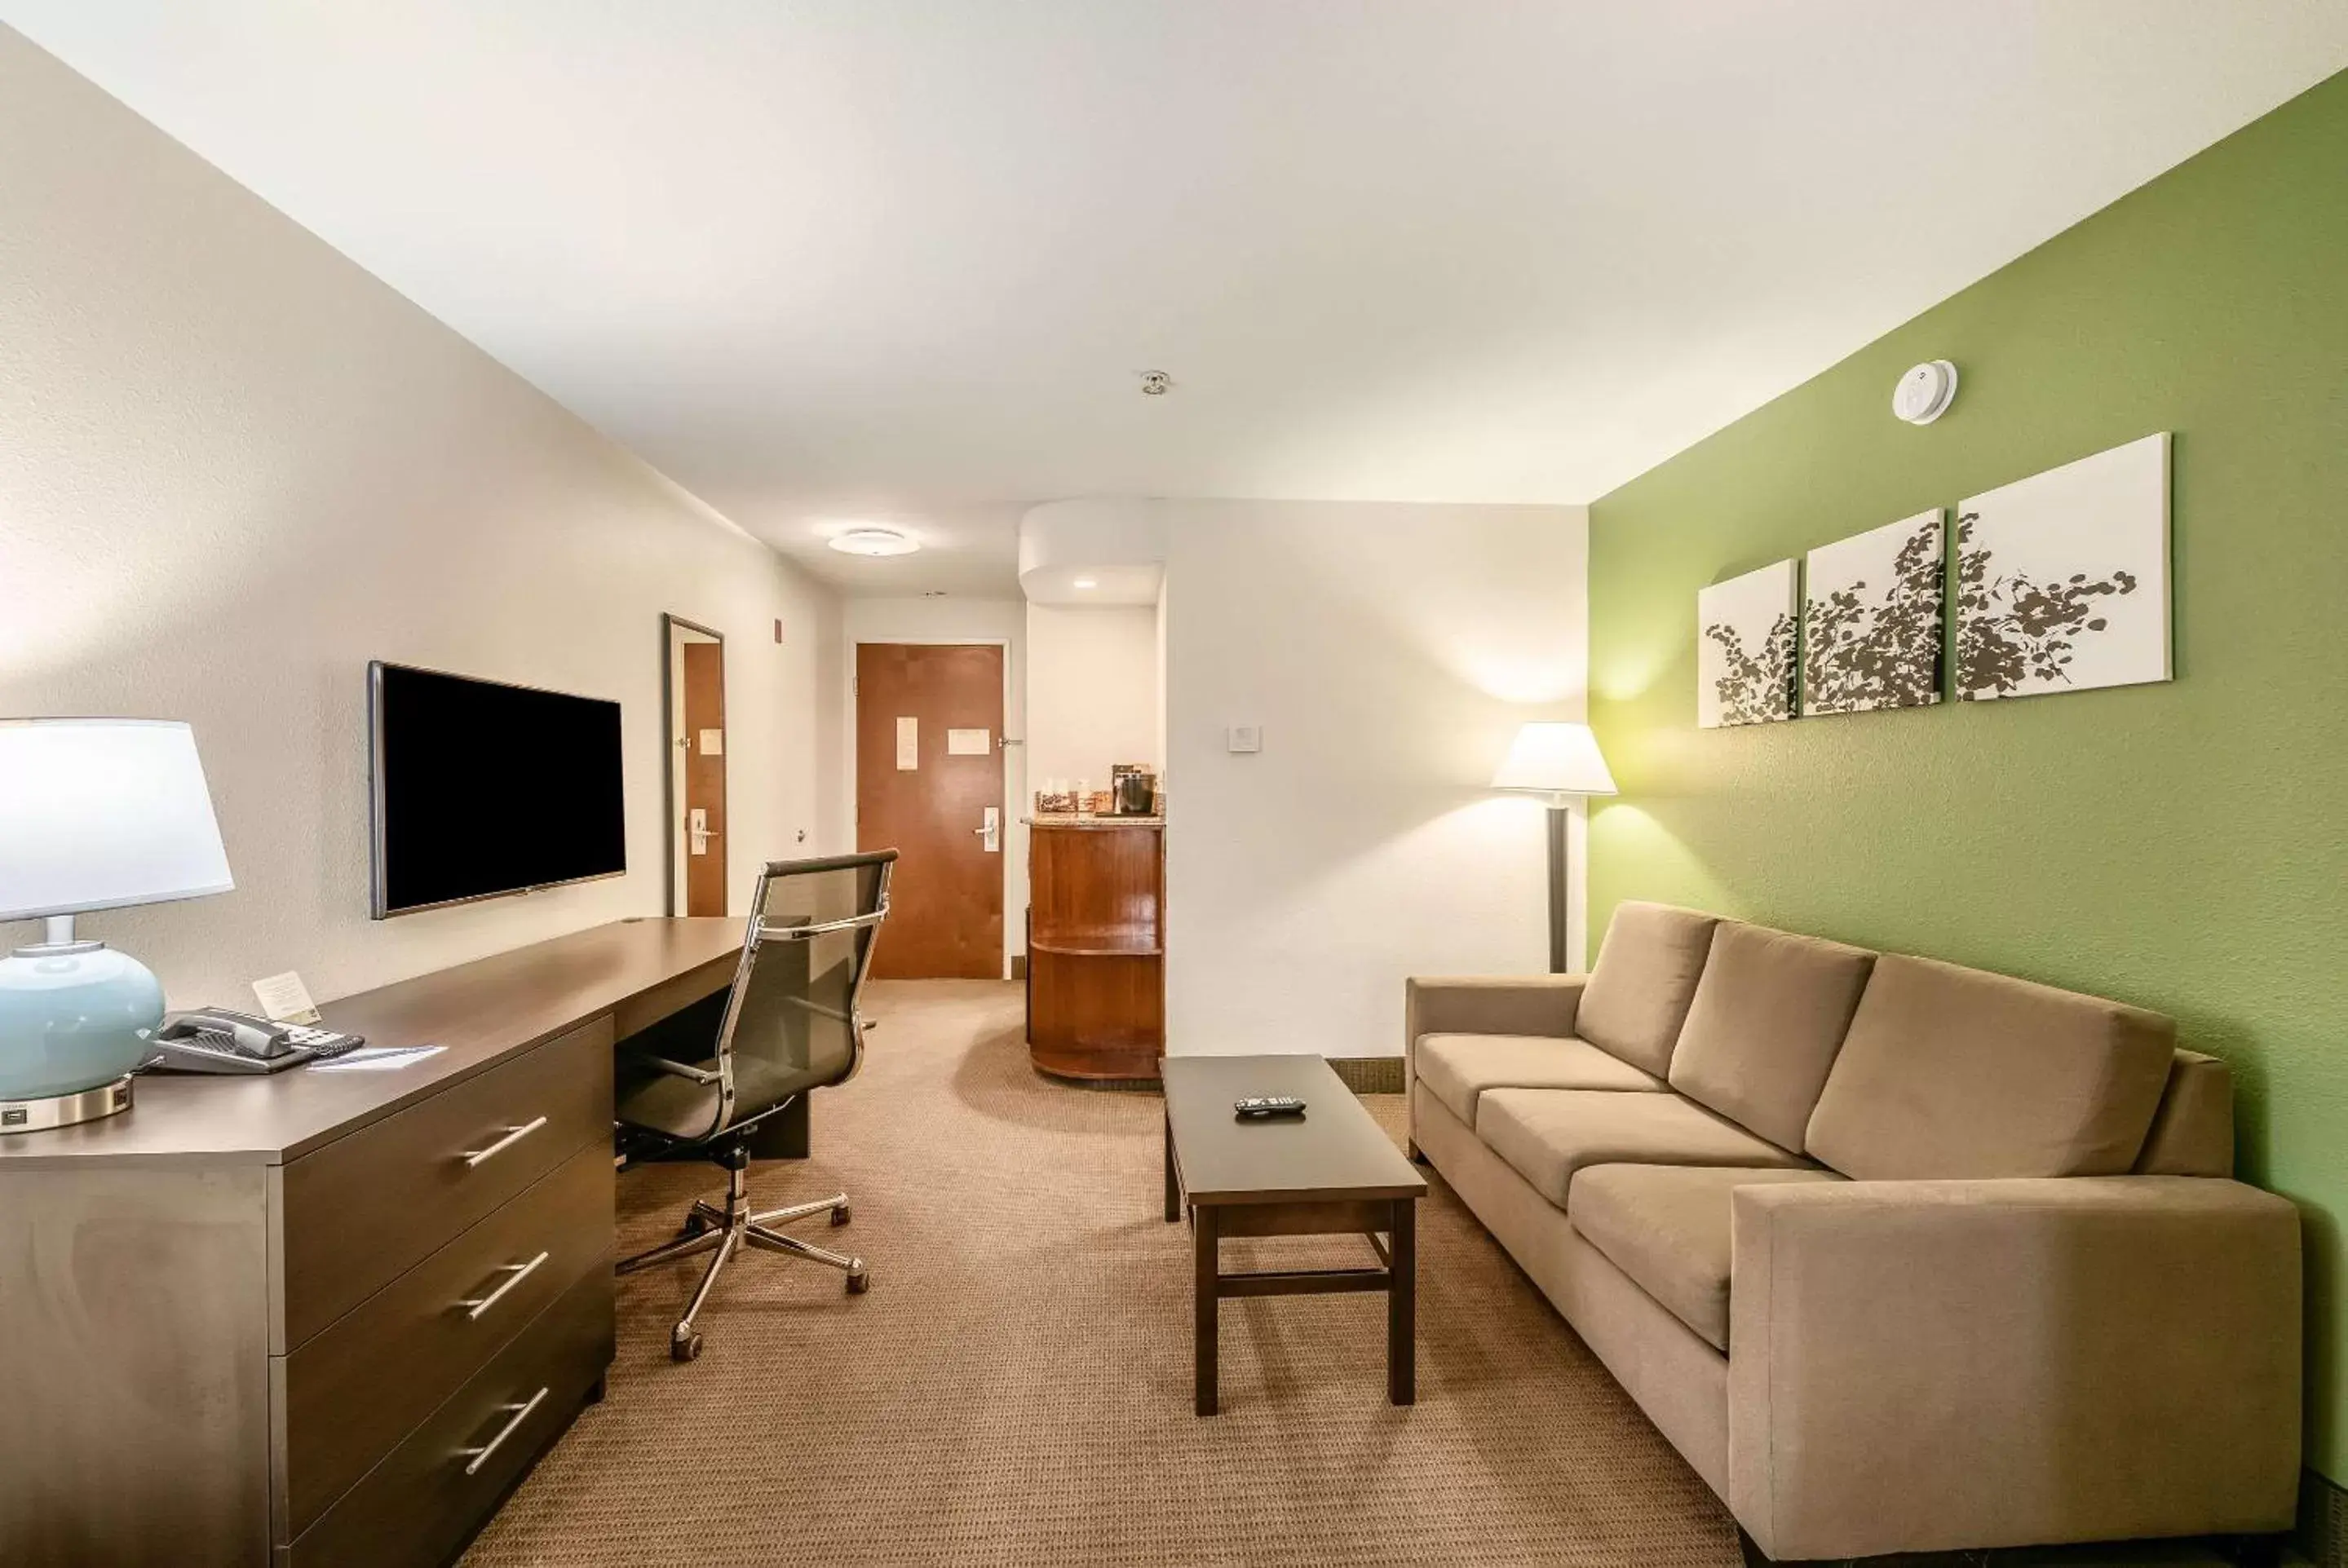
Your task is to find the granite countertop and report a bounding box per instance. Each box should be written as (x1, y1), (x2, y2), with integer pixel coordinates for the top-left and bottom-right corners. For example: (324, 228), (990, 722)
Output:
(1024, 813), (1165, 828)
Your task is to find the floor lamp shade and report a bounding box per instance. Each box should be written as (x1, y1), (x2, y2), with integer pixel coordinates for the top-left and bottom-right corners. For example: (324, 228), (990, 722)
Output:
(1491, 723), (1616, 974)
(1490, 722), (1617, 801)
(0, 719), (235, 1118)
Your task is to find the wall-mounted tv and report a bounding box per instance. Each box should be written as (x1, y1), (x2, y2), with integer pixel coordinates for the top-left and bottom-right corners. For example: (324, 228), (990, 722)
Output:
(368, 661), (626, 918)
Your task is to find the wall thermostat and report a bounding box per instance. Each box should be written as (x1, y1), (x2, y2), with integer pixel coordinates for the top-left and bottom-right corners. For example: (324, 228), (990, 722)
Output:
(1892, 360), (1958, 425)
(1226, 725), (1262, 753)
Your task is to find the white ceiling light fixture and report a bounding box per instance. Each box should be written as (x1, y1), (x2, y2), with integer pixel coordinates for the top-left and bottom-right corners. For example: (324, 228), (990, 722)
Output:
(1073, 577), (1098, 589)
(826, 526), (920, 557)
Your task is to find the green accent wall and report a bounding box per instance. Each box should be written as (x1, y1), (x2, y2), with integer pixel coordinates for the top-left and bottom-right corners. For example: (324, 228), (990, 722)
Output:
(1589, 70), (2348, 1477)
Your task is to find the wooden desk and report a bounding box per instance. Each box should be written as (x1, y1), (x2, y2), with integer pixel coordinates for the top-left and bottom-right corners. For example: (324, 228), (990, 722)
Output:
(0, 917), (742, 1568)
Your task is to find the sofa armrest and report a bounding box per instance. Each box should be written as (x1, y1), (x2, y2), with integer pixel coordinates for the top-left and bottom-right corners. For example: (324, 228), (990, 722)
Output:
(1727, 1175), (2300, 1561)
(1401, 974), (1588, 1083)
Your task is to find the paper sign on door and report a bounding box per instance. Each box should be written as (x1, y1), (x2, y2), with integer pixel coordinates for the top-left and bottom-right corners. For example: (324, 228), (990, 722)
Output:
(895, 717), (918, 770)
(698, 729), (724, 757)
(947, 728), (991, 756)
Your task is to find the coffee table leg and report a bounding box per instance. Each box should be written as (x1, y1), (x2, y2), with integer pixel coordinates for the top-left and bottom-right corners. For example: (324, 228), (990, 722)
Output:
(1194, 1204), (1220, 1416)
(1164, 1106), (1178, 1222)
(1388, 1198), (1416, 1407)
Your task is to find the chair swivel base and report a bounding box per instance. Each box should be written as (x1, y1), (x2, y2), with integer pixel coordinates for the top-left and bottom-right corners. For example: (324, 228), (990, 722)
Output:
(615, 1156), (868, 1362)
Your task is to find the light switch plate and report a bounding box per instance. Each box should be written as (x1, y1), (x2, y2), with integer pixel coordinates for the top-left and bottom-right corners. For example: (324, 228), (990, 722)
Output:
(1227, 725), (1262, 753)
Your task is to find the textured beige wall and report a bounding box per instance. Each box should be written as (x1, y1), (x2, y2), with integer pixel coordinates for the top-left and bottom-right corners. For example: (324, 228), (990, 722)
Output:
(0, 28), (837, 1008)
(1025, 603), (1158, 792)
(1161, 499), (1590, 1059)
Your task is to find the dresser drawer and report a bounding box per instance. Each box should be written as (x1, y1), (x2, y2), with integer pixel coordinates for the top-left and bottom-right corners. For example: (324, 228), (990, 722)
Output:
(277, 1139), (612, 1538)
(280, 1257), (612, 1568)
(279, 1016), (612, 1349)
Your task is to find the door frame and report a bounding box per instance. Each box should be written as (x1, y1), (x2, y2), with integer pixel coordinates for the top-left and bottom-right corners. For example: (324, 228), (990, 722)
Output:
(845, 635), (1020, 978)
(661, 613), (726, 917)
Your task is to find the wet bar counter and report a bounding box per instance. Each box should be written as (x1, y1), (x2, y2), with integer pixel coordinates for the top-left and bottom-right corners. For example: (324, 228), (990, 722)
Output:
(1024, 817), (1165, 1080)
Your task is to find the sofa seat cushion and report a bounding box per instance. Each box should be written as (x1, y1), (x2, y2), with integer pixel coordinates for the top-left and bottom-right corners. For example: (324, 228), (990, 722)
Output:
(1575, 903), (1723, 1078)
(1806, 954), (2176, 1181)
(1569, 1164), (1845, 1351)
(1475, 1088), (1811, 1208)
(1667, 922), (1876, 1153)
(1417, 1033), (1667, 1125)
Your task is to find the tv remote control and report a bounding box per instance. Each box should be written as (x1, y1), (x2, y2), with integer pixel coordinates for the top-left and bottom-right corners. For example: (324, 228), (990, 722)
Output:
(1234, 1095), (1307, 1119)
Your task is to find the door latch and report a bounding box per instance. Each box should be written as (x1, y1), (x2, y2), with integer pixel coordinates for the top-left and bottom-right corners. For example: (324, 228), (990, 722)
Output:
(974, 806), (1001, 854)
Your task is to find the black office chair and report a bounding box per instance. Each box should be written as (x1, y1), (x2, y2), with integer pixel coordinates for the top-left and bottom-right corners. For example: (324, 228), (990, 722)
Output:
(613, 850), (895, 1362)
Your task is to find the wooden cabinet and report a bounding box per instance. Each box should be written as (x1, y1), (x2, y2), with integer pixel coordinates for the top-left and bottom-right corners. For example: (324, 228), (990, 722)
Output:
(0, 918), (745, 1568)
(1025, 819), (1165, 1081)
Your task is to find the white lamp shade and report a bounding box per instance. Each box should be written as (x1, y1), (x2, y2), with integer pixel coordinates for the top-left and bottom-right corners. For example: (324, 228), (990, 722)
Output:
(0, 719), (235, 922)
(1492, 722), (1617, 797)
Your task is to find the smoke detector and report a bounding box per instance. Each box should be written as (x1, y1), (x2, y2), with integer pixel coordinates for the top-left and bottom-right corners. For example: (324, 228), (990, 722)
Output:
(1892, 360), (1958, 425)
(1139, 370), (1173, 396)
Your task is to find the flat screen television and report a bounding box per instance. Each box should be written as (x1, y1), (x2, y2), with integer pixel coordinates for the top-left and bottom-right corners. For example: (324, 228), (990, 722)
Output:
(368, 661), (626, 918)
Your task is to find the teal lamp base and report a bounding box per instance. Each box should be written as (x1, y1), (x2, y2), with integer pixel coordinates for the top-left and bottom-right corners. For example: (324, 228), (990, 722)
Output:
(0, 917), (162, 1135)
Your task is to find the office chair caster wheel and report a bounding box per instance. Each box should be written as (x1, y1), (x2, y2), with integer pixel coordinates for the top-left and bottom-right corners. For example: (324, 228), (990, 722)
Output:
(670, 1327), (704, 1363)
(830, 1204), (852, 1226)
(680, 1212), (709, 1239)
(847, 1270), (870, 1295)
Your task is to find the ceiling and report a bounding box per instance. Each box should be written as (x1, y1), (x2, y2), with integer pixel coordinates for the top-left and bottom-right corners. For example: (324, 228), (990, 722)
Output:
(8, 3), (2346, 598)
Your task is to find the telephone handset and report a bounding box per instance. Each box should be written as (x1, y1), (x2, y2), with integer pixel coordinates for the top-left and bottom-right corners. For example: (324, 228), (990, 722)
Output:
(148, 1009), (367, 1075)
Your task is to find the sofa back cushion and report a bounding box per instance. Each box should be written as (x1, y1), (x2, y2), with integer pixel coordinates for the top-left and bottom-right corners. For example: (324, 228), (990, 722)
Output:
(1805, 954), (2175, 1180)
(1667, 923), (1876, 1152)
(1575, 903), (1721, 1077)
(2133, 1049), (2235, 1177)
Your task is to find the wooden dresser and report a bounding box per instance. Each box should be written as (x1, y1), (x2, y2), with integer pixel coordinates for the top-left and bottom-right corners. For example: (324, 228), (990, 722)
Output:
(1025, 816), (1165, 1081)
(0, 918), (744, 1568)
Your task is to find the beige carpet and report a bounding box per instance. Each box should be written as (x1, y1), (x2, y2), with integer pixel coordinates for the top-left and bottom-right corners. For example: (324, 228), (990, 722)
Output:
(461, 981), (2231, 1568)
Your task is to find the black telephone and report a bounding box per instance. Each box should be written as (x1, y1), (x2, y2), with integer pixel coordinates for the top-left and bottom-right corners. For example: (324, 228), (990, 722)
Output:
(148, 1009), (366, 1074)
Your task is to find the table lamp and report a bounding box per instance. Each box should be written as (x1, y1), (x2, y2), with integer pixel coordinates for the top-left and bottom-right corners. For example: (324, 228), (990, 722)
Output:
(0, 719), (235, 1132)
(1491, 722), (1616, 974)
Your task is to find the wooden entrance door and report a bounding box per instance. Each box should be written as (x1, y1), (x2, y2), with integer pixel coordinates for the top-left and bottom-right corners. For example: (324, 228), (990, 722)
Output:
(681, 640), (727, 916)
(856, 643), (1005, 978)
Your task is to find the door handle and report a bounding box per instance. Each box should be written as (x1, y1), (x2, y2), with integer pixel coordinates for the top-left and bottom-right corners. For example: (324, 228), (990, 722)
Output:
(975, 806), (1001, 854)
(688, 806), (711, 855)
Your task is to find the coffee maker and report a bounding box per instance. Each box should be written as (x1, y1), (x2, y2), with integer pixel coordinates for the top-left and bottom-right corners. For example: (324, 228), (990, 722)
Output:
(1110, 764), (1158, 816)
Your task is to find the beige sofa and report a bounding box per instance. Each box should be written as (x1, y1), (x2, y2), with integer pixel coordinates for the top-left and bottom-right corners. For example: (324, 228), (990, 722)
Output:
(1405, 903), (2301, 1563)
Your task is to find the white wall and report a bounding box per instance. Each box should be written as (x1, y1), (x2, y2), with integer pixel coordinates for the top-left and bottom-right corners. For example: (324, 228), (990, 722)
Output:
(1024, 603), (1159, 793)
(1163, 501), (1590, 1058)
(836, 597), (1027, 968)
(0, 31), (836, 1009)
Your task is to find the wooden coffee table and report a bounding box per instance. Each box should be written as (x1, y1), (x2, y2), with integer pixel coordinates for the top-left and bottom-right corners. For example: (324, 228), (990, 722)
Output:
(1161, 1053), (1428, 1416)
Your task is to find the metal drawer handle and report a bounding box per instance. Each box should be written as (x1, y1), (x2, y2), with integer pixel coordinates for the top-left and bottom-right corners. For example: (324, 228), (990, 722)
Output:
(460, 1386), (549, 1477)
(461, 1115), (548, 1168)
(457, 1251), (550, 1321)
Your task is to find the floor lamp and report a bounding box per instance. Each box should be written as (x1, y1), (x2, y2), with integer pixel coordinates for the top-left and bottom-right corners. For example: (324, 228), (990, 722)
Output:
(1492, 722), (1617, 974)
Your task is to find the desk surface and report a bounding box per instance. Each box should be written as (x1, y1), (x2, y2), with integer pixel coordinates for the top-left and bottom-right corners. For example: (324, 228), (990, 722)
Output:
(0, 917), (743, 1169)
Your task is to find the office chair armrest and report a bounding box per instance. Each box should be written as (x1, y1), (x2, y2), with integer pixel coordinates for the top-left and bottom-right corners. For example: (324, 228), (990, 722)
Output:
(636, 1053), (723, 1088)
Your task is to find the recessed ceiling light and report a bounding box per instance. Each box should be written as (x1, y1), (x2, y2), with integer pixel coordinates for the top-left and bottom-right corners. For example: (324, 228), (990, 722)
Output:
(1073, 577), (1098, 589)
(827, 527), (919, 557)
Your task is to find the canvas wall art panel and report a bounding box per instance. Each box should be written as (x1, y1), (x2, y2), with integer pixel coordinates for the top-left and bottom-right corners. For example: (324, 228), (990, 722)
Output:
(1696, 559), (1798, 728)
(1957, 431), (2171, 700)
(1802, 509), (1945, 715)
